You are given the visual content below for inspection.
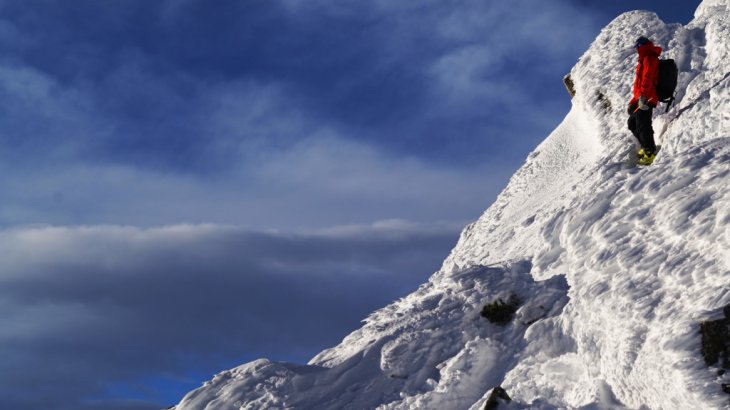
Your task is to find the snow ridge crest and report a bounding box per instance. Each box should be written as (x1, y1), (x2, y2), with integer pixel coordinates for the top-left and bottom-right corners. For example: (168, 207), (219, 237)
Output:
(175, 2), (730, 409)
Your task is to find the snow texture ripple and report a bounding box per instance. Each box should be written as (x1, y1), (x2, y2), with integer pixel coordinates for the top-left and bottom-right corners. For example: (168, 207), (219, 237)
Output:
(175, 2), (730, 409)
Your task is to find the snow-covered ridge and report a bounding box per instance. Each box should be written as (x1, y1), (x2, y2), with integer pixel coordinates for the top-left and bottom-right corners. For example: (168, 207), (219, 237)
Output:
(174, 2), (730, 409)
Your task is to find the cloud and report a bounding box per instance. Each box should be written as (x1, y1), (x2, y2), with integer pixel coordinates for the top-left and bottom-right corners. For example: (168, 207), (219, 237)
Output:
(0, 222), (460, 409)
(275, 0), (598, 102)
(0, 0), (605, 232)
(0, 132), (511, 229)
(0, 0), (597, 168)
(0, 64), (99, 159)
(425, 0), (599, 110)
(0, 8), (514, 230)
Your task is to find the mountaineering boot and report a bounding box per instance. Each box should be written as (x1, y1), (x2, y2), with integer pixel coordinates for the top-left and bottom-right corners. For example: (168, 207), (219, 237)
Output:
(638, 152), (656, 166)
(637, 148), (645, 158)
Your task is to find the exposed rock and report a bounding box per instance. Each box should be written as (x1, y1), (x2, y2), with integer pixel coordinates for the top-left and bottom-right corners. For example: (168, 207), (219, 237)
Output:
(480, 295), (521, 325)
(484, 385), (511, 410)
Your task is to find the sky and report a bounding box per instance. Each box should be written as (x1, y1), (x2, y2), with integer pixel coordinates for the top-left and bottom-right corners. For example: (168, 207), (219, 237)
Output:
(0, 1), (701, 409)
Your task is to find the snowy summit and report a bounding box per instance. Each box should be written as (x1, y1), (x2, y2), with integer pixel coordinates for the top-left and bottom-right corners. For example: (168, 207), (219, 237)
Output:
(174, 1), (730, 409)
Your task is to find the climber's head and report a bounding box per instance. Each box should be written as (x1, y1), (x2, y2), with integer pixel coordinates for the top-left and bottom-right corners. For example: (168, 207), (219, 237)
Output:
(634, 36), (651, 50)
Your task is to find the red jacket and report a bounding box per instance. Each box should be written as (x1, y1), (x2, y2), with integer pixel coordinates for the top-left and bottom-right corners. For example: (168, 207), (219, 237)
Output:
(629, 42), (662, 106)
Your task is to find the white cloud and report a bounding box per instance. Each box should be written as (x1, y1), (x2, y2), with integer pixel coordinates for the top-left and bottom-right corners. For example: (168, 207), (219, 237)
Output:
(0, 0), (598, 231)
(0, 64), (100, 158)
(0, 34), (510, 230)
(426, 0), (598, 105)
(0, 130), (510, 229)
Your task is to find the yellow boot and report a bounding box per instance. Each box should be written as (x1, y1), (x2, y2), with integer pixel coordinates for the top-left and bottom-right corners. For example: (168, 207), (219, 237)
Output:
(638, 152), (656, 166)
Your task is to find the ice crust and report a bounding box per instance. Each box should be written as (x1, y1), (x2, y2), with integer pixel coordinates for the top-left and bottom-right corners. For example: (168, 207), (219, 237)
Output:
(175, 2), (730, 409)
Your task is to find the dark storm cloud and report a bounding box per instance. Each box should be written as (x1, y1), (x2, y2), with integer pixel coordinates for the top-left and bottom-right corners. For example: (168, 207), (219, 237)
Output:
(0, 222), (460, 409)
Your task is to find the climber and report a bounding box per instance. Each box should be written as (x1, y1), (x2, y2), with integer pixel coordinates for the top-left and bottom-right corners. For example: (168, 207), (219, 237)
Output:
(627, 36), (661, 166)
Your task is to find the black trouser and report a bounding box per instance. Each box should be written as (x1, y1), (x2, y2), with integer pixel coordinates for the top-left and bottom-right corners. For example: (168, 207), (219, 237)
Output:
(627, 106), (657, 154)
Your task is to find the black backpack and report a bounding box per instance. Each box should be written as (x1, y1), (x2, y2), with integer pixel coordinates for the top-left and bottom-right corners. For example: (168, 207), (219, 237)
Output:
(656, 59), (678, 112)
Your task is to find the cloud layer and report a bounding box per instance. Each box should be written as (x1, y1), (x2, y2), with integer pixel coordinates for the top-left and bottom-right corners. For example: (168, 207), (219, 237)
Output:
(0, 222), (460, 409)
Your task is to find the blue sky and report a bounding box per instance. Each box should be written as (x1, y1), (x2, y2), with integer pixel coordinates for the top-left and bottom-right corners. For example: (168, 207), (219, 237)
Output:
(0, 1), (700, 409)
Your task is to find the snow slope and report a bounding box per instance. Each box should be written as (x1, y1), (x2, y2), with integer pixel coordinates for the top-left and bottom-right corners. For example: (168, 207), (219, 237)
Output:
(174, 2), (730, 409)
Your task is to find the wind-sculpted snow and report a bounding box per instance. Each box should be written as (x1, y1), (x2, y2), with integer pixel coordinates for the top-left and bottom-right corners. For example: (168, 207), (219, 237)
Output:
(521, 139), (730, 409)
(175, 261), (569, 410)
(175, 1), (730, 409)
